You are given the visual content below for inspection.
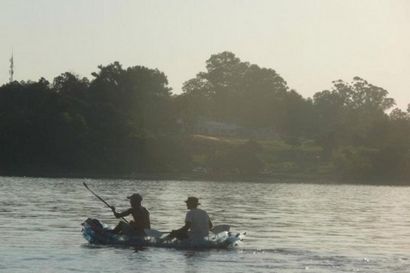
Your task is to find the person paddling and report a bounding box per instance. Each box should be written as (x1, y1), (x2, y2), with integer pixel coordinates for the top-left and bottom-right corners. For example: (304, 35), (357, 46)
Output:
(168, 197), (213, 241)
(110, 193), (150, 236)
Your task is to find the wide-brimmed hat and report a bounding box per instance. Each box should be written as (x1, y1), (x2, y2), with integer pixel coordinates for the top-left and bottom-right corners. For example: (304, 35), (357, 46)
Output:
(185, 196), (200, 205)
(127, 193), (142, 201)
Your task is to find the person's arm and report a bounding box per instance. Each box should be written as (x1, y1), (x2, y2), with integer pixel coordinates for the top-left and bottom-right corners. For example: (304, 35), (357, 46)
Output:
(208, 219), (213, 230)
(144, 208), (151, 229)
(169, 211), (191, 236)
(172, 221), (191, 235)
(180, 211), (193, 232)
(180, 221), (191, 232)
(111, 207), (132, 218)
(165, 221), (191, 241)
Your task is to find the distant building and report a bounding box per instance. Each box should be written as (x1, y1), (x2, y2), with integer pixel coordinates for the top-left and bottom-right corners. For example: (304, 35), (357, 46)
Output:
(195, 120), (240, 136)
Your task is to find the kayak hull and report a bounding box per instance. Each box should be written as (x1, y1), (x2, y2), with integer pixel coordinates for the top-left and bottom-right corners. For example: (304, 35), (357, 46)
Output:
(81, 218), (244, 249)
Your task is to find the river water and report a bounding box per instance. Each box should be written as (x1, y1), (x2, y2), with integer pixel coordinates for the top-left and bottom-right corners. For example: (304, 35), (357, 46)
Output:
(1, 177), (410, 272)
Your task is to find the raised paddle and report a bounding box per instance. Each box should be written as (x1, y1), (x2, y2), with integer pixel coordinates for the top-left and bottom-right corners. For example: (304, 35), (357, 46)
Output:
(83, 182), (129, 224)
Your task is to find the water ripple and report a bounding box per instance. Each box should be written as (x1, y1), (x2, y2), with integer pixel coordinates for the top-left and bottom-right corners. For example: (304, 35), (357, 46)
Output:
(1, 177), (410, 272)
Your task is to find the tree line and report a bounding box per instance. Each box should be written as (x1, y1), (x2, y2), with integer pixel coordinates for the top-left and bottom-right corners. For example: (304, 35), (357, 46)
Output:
(1, 51), (409, 181)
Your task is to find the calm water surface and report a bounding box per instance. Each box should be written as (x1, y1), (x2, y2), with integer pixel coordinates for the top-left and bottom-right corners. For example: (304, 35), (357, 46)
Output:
(1, 177), (410, 272)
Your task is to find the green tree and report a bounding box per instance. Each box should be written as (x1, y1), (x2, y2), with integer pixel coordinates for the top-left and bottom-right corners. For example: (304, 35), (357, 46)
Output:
(53, 72), (89, 99)
(89, 62), (174, 133)
(181, 51), (312, 138)
(312, 77), (395, 154)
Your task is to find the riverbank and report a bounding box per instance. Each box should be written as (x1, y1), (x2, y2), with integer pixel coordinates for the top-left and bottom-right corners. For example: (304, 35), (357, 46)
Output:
(1, 135), (409, 185)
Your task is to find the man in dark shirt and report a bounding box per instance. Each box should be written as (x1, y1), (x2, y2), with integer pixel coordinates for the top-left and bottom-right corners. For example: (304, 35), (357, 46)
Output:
(110, 193), (150, 236)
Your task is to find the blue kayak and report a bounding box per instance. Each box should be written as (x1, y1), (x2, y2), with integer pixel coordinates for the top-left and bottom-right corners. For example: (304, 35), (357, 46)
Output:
(81, 218), (244, 249)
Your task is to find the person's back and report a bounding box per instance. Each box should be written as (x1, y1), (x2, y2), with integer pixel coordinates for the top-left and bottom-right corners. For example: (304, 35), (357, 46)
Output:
(185, 207), (210, 240)
(130, 206), (150, 233)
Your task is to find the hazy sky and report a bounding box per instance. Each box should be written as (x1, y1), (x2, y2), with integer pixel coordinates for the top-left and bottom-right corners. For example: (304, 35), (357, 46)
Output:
(1, 0), (409, 109)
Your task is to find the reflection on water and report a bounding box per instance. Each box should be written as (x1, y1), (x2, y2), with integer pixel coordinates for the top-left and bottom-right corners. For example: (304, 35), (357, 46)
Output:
(1, 177), (410, 272)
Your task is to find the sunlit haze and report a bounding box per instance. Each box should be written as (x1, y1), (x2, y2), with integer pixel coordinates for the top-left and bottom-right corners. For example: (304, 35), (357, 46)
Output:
(1, 0), (409, 109)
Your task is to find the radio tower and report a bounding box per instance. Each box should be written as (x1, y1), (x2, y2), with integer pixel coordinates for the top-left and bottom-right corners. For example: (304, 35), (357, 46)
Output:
(9, 51), (14, 83)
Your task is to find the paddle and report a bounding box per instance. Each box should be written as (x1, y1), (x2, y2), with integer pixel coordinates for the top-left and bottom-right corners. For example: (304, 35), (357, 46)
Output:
(83, 182), (129, 224)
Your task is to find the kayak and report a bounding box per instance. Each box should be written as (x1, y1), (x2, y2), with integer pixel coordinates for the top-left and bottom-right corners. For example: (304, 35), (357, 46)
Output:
(81, 218), (245, 249)
(82, 218), (244, 249)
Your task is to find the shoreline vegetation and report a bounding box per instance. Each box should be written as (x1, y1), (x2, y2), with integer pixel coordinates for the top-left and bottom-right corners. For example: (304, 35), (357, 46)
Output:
(1, 51), (410, 184)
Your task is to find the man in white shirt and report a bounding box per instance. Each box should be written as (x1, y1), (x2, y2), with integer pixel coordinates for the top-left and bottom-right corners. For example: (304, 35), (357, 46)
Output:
(169, 196), (213, 240)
